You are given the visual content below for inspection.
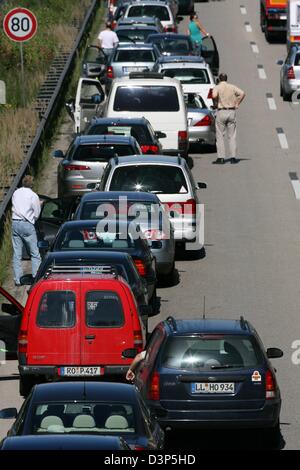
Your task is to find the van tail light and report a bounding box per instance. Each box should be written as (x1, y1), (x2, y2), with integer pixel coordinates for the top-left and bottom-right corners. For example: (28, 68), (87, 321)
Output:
(149, 371), (160, 401)
(195, 115), (212, 127)
(134, 259), (146, 276)
(18, 330), (28, 354)
(178, 130), (187, 150)
(265, 370), (276, 399)
(164, 199), (197, 216)
(144, 229), (167, 240)
(107, 66), (114, 79)
(64, 164), (90, 171)
(287, 66), (295, 79)
(140, 144), (159, 154)
(133, 329), (143, 352)
(207, 88), (213, 99)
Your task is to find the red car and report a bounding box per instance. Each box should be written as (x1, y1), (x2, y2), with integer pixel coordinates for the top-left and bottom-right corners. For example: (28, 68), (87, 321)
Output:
(0, 268), (147, 397)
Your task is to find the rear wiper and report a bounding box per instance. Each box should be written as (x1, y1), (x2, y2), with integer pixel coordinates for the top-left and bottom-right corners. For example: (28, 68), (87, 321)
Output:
(210, 364), (244, 370)
(150, 190), (163, 194)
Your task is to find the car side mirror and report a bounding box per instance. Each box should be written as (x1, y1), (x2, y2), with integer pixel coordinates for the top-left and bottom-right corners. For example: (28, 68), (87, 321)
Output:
(0, 408), (17, 419)
(52, 149), (64, 158)
(38, 240), (50, 250)
(267, 348), (283, 359)
(91, 93), (102, 104)
(196, 182), (207, 189)
(122, 348), (138, 359)
(277, 59), (284, 66)
(1, 304), (21, 316)
(20, 274), (34, 286)
(155, 131), (166, 139)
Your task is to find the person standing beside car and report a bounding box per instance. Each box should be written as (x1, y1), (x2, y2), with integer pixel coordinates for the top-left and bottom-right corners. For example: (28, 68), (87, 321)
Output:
(11, 175), (41, 286)
(187, 13), (209, 49)
(98, 21), (119, 58)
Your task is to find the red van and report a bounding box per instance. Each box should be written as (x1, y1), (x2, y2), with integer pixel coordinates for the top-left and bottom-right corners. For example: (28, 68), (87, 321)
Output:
(3, 270), (147, 397)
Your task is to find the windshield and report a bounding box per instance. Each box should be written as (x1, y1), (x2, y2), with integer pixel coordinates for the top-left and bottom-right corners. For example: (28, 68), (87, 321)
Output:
(161, 335), (263, 370)
(154, 38), (192, 54)
(54, 228), (137, 251)
(114, 86), (179, 112)
(117, 29), (158, 42)
(80, 200), (163, 221)
(114, 50), (156, 62)
(110, 165), (188, 194)
(72, 144), (135, 162)
(127, 5), (170, 21)
(31, 402), (136, 434)
(87, 124), (152, 144)
(162, 68), (210, 84)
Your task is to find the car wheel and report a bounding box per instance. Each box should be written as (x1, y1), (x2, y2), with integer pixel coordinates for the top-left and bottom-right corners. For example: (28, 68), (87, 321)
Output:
(19, 375), (35, 398)
(158, 263), (176, 287)
(283, 89), (291, 101)
(264, 422), (281, 448)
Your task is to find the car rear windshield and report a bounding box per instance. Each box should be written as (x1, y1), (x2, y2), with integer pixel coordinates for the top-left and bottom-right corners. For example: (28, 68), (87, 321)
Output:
(72, 144), (135, 162)
(127, 5), (170, 20)
(32, 402), (135, 434)
(36, 291), (76, 328)
(117, 29), (158, 42)
(55, 228), (136, 250)
(80, 200), (163, 221)
(87, 124), (152, 144)
(162, 68), (210, 84)
(86, 291), (124, 328)
(154, 38), (192, 54)
(109, 165), (188, 194)
(161, 335), (263, 370)
(114, 86), (179, 112)
(114, 49), (155, 62)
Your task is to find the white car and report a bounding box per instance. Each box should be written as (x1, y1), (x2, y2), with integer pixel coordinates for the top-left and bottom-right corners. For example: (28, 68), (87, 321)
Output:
(153, 56), (216, 107)
(123, 0), (177, 33)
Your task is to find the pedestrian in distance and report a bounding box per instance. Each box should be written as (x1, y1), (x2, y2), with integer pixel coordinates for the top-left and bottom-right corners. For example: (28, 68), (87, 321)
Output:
(11, 175), (41, 287)
(98, 21), (119, 58)
(212, 73), (246, 165)
(187, 13), (209, 50)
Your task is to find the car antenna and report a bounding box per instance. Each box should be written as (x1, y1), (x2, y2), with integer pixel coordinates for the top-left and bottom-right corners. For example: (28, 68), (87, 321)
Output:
(203, 295), (206, 320)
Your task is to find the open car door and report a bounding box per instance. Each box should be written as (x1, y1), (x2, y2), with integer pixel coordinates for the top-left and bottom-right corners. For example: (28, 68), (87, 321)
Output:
(201, 35), (220, 77)
(0, 286), (24, 359)
(74, 78), (106, 134)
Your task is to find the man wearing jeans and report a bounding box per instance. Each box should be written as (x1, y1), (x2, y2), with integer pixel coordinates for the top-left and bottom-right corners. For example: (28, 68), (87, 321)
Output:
(212, 73), (245, 165)
(98, 22), (119, 58)
(11, 175), (41, 286)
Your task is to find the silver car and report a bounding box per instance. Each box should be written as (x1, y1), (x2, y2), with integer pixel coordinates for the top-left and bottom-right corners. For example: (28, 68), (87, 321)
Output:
(74, 191), (176, 278)
(184, 93), (216, 147)
(54, 135), (142, 198)
(278, 44), (300, 101)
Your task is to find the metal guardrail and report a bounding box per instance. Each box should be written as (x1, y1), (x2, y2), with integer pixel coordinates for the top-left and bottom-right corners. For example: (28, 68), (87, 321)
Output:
(0, 0), (100, 233)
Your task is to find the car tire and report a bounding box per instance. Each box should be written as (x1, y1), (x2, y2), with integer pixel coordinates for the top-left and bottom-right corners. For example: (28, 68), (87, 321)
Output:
(264, 422), (281, 448)
(158, 263), (176, 287)
(282, 89), (291, 101)
(19, 375), (35, 398)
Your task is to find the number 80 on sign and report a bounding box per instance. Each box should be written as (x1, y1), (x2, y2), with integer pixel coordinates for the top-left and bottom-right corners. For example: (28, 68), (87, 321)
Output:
(3, 7), (38, 42)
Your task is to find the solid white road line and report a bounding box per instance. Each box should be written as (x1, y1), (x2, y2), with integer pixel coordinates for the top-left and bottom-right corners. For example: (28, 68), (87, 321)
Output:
(289, 173), (300, 199)
(266, 93), (277, 110)
(277, 128), (289, 149)
(240, 5), (247, 15)
(257, 65), (267, 79)
(250, 42), (259, 54)
(245, 22), (252, 32)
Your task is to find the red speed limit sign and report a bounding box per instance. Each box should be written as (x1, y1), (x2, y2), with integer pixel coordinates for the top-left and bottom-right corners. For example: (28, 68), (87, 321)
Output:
(3, 7), (37, 42)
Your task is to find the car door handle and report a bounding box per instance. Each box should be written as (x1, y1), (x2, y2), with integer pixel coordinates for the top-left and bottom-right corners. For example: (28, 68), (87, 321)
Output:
(85, 335), (96, 340)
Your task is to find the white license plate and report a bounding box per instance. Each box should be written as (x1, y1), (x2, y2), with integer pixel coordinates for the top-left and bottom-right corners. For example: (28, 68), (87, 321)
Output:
(59, 366), (102, 377)
(191, 382), (234, 394)
(123, 66), (147, 72)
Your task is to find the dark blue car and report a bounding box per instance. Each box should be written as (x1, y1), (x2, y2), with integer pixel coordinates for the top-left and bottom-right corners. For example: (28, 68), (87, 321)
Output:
(0, 435), (130, 450)
(134, 317), (283, 442)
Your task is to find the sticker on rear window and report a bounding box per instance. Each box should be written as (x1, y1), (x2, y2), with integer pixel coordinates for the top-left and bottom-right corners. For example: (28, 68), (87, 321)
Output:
(251, 370), (262, 383)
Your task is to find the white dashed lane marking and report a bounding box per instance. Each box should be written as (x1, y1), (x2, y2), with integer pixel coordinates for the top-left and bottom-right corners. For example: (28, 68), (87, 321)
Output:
(240, 5), (247, 15)
(257, 65), (267, 79)
(250, 41), (259, 54)
(266, 93), (277, 110)
(276, 128), (289, 150)
(289, 173), (300, 199)
(244, 22), (252, 32)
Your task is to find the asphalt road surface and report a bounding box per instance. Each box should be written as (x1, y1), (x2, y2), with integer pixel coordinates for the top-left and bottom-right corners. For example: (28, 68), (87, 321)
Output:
(1, 0), (300, 450)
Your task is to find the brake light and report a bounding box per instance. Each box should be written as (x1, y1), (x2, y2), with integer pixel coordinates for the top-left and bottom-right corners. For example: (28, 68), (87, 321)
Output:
(140, 144), (159, 154)
(134, 259), (146, 276)
(107, 66), (114, 79)
(287, 66), (295, 79)
(144, 229), (167, 240)
(265, 370), (276, 399)
(18, 330), (28, 354)
(195, 115), (212, 127)
(64, 164), (90, 171)
(178, 130), (187, 142)
(149, 371), (160, 400)
(207, 88), (213, 99)
(164, 199), (196, 215)
(133, 329), (143, 351)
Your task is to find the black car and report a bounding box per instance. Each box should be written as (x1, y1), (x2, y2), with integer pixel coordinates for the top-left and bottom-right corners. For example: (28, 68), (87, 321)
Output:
(50, 219), (157, 312)
(0, 435), (130, 450)
(0, 382), (165, 450)
(85, 117), (165, 154)
(82, 45), (107, 80)
(21, 251), (149, 312)
(134, 316), (283, 445)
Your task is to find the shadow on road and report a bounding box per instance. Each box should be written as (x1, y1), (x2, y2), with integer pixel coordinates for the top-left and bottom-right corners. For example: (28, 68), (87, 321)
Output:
(175, 247), (206, 262)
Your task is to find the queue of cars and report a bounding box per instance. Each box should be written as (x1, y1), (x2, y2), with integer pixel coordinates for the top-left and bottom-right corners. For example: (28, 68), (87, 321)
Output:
(0, 1), (284, 450)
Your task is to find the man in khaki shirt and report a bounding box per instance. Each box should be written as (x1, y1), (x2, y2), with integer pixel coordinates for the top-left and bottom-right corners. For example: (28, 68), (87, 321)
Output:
(212, 73), (245, 164)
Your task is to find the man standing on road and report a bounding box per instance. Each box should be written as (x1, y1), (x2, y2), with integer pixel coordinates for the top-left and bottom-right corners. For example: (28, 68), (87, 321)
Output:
(98, 22), (119, 58)
(212, 73), (245, 165)
(11, 175), (41, 286)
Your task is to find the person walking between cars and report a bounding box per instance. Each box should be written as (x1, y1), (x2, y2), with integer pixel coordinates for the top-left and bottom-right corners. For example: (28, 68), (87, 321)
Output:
(187, 13), (209, 50)
(98, 21), (119, 58)
(212, 73), (246, 164)
(11, 175), (41, 286)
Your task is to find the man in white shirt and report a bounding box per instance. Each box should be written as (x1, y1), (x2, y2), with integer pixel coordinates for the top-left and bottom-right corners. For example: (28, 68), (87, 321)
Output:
(98, 22), (119, 58)
(11, 175), (41, 286)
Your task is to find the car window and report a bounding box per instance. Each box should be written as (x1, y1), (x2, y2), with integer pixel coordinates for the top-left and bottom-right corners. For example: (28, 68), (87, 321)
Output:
(88, 124), (152, 143)
(184, 93), (207, 109)
(116, 29), (158, 42)
(201, 36), (215, 53)
(40, 200), (65, 220)
(56, 228), (136, 250)
(144, 328), (165, 365)
(156, 38), (192, 54)
(114, 86), (179, 112)
(36, 291), (76, 328)
(72, 144), (135, 161)
(86, 291), (124, 328)
(114, 50), (155, 62)
(162, 68), (210, 84)
(80, 82), (103, 104)
(109, 165), (188, 194)
(160, 335), (263, 370)
(128, 5), (170, 21)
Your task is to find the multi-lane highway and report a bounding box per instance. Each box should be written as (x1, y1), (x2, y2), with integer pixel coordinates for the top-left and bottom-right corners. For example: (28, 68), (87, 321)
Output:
(1, 0), (300, 450)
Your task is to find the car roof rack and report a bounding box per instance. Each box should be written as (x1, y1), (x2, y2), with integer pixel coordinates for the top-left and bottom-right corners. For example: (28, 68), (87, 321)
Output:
(239, 315), (248, 331)
(44, 264), (118, 279)
(129, 72), (163, 79)
(166, 316), (177, 331)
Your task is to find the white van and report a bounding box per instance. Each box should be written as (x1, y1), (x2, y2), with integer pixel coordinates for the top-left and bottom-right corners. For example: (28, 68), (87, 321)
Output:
(287, 0), (300, 49)
(104, 73), (189, 158)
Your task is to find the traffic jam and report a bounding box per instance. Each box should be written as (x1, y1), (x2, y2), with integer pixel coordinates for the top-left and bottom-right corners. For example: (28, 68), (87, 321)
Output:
(2, 0), (300, 452)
